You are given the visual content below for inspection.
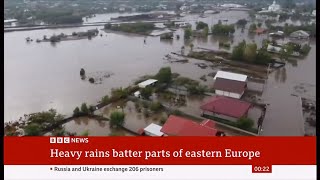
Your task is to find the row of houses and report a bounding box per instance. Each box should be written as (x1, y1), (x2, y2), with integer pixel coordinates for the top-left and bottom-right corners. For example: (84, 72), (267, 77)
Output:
(137, 70), (257, 136)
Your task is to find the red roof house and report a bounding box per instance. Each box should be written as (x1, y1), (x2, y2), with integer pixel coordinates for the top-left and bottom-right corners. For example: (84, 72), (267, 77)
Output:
(200, 96), (252, 119)
(255, 28), (267, 34)
(160, 115), (220, 136)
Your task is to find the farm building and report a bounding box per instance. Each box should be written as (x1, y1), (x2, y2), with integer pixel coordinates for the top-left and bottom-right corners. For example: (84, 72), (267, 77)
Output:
(200, 96), (252, 122)
(213, 71), (248, 99)
(138, 79), (158, 88)
(160, 115), (224, 136)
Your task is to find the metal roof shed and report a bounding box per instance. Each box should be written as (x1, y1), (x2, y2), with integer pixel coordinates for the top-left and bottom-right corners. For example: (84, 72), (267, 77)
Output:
(144, 123), (164, 136)
(213, 71), (247, 82)
(138, 79), (158, 88)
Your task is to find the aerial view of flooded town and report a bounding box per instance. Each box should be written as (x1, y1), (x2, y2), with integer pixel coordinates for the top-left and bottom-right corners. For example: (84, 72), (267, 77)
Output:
(4, 0), (316, 137)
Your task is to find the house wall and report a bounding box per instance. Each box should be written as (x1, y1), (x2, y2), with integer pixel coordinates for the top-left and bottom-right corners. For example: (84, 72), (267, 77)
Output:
(144, 131), (157, 136)
(215, 90), (242, 99)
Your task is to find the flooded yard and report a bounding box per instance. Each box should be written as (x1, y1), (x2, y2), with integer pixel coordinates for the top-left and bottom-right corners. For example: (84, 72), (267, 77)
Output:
(63, 117), (134, 136)
(97, 100), (166, 133)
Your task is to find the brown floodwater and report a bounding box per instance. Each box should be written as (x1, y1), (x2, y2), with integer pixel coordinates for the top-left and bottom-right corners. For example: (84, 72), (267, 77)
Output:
(4, 11), (315, 136)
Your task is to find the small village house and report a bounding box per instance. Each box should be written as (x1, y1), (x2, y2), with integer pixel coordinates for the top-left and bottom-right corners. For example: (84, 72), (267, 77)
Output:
(200, 96), (252, 122)
(213, 71), (247, 99)
(255, 28), (267, 35)
(160, 115), (224, 136)
(138, 79), (158, 88)
(290, 30), (310, 39)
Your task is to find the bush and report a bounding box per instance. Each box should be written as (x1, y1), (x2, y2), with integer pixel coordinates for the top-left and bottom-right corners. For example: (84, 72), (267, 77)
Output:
(89, 77), (95, 83)
(142, 101), (149, 108)
(109, 111), (125, 128)
(150, 102), (163, 112)
(237, 117), (254, 130)
(143, 109), (150, 118)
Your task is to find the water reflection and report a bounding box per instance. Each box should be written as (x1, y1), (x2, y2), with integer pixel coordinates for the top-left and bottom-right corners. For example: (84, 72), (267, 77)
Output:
(280, 67), (287, 83)
(274, 67), (287, 83)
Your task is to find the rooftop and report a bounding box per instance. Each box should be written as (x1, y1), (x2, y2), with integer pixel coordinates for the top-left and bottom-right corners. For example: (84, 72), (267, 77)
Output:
(138, 79), (158, 88)
(213, 71), (247, 82)
(213, 78), (246, 94)
(200, 96), (252, 118)
(144, 123), (164, 136)
(160, 115), (218, 136)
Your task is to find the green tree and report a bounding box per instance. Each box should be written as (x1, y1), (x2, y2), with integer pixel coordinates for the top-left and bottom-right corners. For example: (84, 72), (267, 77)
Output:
(196, 21), (208, 30)
(203, 27), (209, 36)
(257, 22), (262, 27)
(150, 102), (163, 112)
(140, 87), (153, 99)
(236, 19), (247, 27)
(110, 111), (125, 128)
(184, 27), (192, 39)
(237, 117), (254, 130)
(73, 107), (80, 116)
(231, 40), (246, 61)
(24, 123), (41, 136)
(81, 103), (89, 115)
(155, 67), (172, 84)
(28, 109), (63, 125)
(243, 43), (257, 62)
(255, 49), (273, 65)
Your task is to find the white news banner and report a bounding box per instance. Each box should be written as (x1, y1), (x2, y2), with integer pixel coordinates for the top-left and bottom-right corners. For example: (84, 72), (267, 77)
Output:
(4, 165), (316, 180)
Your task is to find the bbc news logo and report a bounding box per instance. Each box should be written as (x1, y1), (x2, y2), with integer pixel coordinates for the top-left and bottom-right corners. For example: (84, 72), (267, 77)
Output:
(50, 137), (89, 144)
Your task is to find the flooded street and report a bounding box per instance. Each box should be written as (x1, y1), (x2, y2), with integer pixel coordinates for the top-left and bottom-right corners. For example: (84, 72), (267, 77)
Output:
(4, 11), (315, 136)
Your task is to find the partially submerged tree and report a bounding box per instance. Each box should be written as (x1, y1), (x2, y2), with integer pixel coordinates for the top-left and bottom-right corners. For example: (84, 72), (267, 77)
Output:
(155, 67), (172, 84)
(109, 111), (125, 128)
(184, 27), (192, 39)
(81, 103), (89, 115)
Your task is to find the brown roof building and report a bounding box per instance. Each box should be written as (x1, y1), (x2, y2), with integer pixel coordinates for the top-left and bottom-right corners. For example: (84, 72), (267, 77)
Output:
(213, 78), (247, 99)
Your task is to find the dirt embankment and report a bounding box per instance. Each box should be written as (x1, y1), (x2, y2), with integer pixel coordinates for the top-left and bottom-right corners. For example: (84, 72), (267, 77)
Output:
(185, 50), (269, 79)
